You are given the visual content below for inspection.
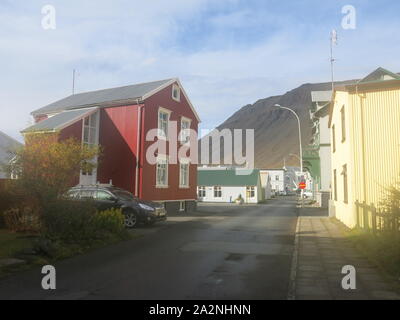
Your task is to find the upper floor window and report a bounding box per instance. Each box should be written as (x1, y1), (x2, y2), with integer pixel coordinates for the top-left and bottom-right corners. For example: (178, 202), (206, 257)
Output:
(158, 108), (170, 138)
(180, 117), (191, 144)
(172, 84), (180, 102)
(341, 106), (346, 142)
(332, 125), (336, 153)
(83, 113), (97, 146)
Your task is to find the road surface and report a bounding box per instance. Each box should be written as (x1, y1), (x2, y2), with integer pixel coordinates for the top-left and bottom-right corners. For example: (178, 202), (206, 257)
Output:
(0, 197), (298, 300)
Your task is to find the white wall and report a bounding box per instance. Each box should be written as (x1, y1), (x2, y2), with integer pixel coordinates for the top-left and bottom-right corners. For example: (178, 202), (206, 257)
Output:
(198, 186), (259, 203)
(262, 170), (284, 192)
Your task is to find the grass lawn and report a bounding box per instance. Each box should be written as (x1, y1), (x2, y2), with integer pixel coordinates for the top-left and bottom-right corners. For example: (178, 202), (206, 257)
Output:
(0, 229), (36, 260)
(346, 227), (400, 282)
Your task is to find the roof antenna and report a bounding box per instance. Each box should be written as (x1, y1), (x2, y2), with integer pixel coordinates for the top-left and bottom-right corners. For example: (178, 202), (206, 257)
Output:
(330, 30), (338, 92)
(72, 69), (79, 95)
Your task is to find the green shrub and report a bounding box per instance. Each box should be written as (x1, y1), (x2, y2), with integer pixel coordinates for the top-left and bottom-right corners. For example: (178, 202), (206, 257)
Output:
(36, 201), (130, 258)
(40, 200), (97, 243)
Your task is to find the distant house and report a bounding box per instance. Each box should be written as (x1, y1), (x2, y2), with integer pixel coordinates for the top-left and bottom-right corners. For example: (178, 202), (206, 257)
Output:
(304, 90), (333, 208)
(22, 78), (200, 213)
(260, 169), (286, 195)
(329, 67), (400, 228)
(259, 170), (273, 200)
(197, 168), (263, 203)
(0, 131), (22, 179)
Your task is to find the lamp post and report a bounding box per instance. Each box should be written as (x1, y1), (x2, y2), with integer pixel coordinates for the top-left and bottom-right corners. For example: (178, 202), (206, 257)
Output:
(274, 104), (304, 206)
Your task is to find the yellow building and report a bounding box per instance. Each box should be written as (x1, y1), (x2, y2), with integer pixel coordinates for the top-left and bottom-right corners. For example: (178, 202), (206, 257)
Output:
(329, 68), (400, 228)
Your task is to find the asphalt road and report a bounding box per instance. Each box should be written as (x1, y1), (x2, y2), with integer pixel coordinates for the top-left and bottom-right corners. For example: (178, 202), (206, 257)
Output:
(0, 196), (298, 300)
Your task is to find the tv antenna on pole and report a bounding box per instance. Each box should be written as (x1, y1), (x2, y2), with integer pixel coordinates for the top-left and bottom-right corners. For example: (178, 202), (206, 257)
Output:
(330, 29), (338, 92)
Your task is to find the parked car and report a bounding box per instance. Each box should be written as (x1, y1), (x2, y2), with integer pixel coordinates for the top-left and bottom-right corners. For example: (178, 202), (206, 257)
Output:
(64, 185), (167, 228)
(302, 191), (313, 199)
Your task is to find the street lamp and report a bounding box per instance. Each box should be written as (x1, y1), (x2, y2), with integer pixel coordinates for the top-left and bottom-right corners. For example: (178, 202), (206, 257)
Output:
(273, 104), (304, 205)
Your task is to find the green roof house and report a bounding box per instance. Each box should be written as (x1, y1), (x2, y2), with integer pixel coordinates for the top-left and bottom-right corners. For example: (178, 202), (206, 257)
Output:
(197, 168), (263, 203)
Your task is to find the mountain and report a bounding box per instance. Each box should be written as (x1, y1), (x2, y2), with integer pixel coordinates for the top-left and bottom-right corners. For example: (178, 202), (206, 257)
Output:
(200, 79), (356, 169)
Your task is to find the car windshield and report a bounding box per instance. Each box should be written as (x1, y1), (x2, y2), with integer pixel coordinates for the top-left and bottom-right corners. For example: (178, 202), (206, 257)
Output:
(113, 190), (136, 201)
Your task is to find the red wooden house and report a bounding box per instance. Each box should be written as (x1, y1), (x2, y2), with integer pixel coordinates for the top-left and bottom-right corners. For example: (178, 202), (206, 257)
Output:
(22, 79), (200, 213)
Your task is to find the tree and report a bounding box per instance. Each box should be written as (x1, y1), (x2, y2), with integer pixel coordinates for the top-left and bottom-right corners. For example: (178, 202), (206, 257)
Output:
(8, 133), (101, 208)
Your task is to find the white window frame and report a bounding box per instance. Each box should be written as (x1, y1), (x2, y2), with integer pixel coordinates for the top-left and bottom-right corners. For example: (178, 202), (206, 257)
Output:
(214, 186), (222, 198)
(81, 111), (99, 179)
(179, 201), (185, 212)
(172, 84), (181, 102)
(246, 186), (255, 198)
(198, 186), (206, 198)
(158, 107), (171, 140)
(180, 117), (192, 144)
(179, 158), (190, 188)
(156, 155), (168, 188)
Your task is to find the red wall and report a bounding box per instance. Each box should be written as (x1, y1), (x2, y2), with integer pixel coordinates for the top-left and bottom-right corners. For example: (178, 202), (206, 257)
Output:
(140, 82), (199, 201)
(97, 105), (141, 194)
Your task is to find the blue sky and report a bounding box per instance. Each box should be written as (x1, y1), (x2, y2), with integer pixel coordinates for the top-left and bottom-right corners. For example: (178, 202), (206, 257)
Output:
(1, 0), (400, 142)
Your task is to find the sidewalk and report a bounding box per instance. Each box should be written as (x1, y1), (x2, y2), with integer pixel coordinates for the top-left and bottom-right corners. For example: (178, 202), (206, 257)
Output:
(293, 207), (400, 300)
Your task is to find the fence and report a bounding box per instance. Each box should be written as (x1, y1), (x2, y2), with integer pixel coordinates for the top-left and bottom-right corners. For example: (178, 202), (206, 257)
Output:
(355, 200), (400, 233)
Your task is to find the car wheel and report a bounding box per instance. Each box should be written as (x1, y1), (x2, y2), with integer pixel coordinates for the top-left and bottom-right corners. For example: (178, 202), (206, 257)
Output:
(124, 211), (138, 228)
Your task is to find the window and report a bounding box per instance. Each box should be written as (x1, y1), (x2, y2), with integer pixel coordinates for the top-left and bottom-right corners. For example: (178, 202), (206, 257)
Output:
(333, 169), (337, 201)
(95, 191), (115, 201)
(83, 113), (97, 146)
(180, 118), (191, 144)
(246, 186), (255, 198)
(79, 190), (94, 200)
(214, 186), (222, 198)
(156, 157), (168, 187)
(179, 201), (185, 212)
(198, 186), (206, 198)
(341, 106), (346, 142)
(342, 164), (348, 204)
(276, 175), (280, 181)
(82, 112), (98, 176)
(332, 125), (336, 153)
(179, 163), (189, 187)
(158, 109), (170, 138)
(172, 84), (180, 102)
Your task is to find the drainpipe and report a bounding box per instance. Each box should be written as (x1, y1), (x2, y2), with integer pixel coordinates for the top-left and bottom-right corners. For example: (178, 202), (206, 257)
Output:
(135, 100), (143, 197)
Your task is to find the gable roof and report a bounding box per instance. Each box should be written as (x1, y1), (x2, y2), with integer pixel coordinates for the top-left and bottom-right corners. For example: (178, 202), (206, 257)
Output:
(197, 169), (260, 187)
(0, 131), (23, 178)
(329, 67), (400, 128)
(359, 67), (400, 84)
(32, 79), (173, 116)
(22, 107), (98, 133)
(31, 78), (201, 122)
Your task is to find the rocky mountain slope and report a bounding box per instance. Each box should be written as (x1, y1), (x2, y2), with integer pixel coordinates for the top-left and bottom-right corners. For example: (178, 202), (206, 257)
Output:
(200, 79), (356, 169)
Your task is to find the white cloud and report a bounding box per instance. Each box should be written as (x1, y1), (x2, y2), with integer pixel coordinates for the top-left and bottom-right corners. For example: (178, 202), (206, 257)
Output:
(0, 1), (399, 143)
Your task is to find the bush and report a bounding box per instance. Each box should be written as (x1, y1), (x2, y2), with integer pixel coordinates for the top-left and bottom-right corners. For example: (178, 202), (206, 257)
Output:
(3, 207), (41, 233)
(36, 201), (129, 258)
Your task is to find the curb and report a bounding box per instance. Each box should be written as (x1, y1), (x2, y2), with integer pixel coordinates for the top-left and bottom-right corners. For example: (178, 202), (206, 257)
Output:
(287, 210), (301, 300)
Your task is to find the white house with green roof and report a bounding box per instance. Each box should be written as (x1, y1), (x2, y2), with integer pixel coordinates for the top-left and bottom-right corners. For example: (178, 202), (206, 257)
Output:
(197, 168), (263, 204)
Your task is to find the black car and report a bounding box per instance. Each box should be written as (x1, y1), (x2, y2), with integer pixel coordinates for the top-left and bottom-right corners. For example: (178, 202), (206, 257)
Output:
(65, 185), (167, 228)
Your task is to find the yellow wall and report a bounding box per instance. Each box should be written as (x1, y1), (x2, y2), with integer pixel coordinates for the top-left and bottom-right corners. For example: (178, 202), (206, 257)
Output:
(331, 85), (400, 228)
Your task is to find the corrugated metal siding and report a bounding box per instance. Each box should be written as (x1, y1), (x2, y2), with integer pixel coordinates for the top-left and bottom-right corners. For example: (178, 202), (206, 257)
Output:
(334, 87), (400, 228)
(352, 88), (400, 209)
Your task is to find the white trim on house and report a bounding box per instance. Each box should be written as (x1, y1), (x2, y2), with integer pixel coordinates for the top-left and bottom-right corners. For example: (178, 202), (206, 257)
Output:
(172, 83), (181, 102)
(180, 116), (192, 144)
(142, 78), (201, 122)
(179, 158), (190, 189)
(156, 154), (169, 188)
(157, 107), (172, 140)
